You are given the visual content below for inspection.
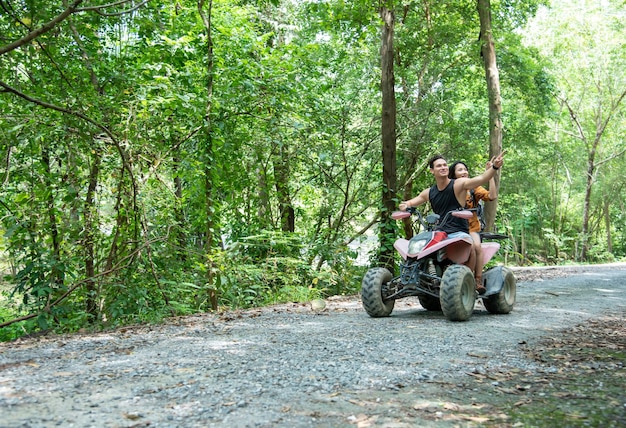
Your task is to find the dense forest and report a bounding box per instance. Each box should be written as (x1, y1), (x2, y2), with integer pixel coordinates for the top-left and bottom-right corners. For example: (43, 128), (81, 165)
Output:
(1, 0), (624, 339)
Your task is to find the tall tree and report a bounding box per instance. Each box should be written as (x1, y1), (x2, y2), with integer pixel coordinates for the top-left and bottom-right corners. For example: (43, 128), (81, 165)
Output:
(379, 2), (397, 270)
(198, 0), (219, 309)
(524, 0), (626, 260)
(477, 0), (503, 232)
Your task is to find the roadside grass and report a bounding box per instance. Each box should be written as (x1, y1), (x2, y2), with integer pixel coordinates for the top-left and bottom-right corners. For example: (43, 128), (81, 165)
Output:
(446, 313), (626, 427)
(394, 313), (626, 427)
(502, 314), (626, 427)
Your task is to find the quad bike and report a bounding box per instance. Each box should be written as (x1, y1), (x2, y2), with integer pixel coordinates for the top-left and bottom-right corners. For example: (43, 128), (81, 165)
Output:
(360, 207), (516, 321)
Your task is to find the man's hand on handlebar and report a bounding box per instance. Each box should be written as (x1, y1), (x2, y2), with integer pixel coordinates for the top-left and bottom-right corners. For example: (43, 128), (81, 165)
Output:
(398, 204), (416, 214)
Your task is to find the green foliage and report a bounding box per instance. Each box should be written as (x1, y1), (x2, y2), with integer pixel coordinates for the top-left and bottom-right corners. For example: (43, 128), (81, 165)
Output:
(0, 0), (624, 341)
(0, 295), (28, 341)
(214, 230), (362, 309)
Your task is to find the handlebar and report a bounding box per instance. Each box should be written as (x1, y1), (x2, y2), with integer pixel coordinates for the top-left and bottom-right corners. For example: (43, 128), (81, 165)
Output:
(394, 207), (509, 239)
(393, 207), (473, 232)
(391, 206), (419, 219)
(391, 210), (412, 220)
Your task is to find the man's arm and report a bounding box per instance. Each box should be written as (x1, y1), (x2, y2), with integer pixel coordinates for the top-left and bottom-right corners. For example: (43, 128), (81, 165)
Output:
(399, 187), (430, 210)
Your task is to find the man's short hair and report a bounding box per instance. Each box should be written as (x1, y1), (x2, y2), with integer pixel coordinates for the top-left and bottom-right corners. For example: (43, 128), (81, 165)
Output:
(429, 155), (445, 169)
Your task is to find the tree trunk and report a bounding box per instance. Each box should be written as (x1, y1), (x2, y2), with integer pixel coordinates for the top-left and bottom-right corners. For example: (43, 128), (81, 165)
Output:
(477, 0), (503, 232)
(256, 160), (272, 229)
(580, 149), (596, 260)
(199, 0), (218, 310)
(172, 151), (187, 261)
(41, 148), (61, 280)
(69, 21), (108, 319)
(104, 165), (126, 272)
(402, 178), (414, 238)
(603, 197), (612, 254)
(561, 86), (626, 261)
(84, 147), (101, 319)
(274, 144), (295, 232)
(41, 147), (65, 318)
(379, 5), (397, 271)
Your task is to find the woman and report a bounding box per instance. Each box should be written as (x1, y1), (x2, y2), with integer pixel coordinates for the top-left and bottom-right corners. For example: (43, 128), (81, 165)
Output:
(448, 161), (498, 293)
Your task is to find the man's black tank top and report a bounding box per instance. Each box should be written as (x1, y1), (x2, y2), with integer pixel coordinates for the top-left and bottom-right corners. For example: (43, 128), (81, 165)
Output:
(429, 179), (469, 233)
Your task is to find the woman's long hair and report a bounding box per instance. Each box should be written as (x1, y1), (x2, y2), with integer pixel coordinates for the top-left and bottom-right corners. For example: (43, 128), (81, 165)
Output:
(448, 161), (468, 179)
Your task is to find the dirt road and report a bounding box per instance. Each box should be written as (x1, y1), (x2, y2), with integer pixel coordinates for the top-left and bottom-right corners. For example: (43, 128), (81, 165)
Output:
(1, 263), (625, 427)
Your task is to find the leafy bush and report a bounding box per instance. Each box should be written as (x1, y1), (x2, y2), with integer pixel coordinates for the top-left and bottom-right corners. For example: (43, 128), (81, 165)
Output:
(214, 230), (362, 309)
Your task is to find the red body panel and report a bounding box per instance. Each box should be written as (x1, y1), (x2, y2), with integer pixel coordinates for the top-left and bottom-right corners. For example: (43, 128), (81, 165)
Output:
(394, 235), (498, 266)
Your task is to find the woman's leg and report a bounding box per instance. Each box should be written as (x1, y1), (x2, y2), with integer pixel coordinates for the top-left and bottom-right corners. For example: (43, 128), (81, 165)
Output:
(471, 231), (485, 292)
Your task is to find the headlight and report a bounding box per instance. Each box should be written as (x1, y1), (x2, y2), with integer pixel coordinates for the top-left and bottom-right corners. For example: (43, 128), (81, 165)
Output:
(408, 238), (428, 255)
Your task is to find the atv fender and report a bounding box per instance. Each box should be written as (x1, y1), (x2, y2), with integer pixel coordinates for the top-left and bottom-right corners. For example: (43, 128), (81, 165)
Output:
(394, 238), (410, 260)
(482, 266), (506, 296)
(480, 242), (501, 267)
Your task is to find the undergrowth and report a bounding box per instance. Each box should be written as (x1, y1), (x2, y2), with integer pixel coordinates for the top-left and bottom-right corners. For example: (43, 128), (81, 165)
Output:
(0, 230), (365, 341)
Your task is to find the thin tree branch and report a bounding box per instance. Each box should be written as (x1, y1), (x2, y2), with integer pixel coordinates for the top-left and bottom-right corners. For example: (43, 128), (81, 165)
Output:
(345, 212), (379, 246)
(0, 79), (105, 134)
(560, 96), (588, 147)
(594, 86), (626, 144)
(595, 147), (626, 169)
(78, 0), (151, 16)
(0, 0), (83, 56)
(0, 79), (138, 207)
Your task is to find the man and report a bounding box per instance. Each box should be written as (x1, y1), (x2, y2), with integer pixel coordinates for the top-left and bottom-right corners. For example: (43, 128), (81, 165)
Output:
(398, 152), (504, 290)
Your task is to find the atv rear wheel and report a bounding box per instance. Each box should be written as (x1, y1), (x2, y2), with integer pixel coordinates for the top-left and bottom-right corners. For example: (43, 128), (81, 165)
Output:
(483, 267), (516, 314)
(440, 264), (475, 321)
(418, 294), (442, 311)
(418, 260), (441, 311)
(361, 267), (395, 317)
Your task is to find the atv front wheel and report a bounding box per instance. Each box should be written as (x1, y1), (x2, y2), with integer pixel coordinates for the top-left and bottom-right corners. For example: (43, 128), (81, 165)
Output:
(440, 264), (475, 321)
(483, 267), (516, 314)
(361, 267), (395, 317)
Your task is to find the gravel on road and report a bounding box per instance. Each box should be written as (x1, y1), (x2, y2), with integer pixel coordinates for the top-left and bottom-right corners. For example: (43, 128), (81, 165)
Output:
(1, 263), (625, 427)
